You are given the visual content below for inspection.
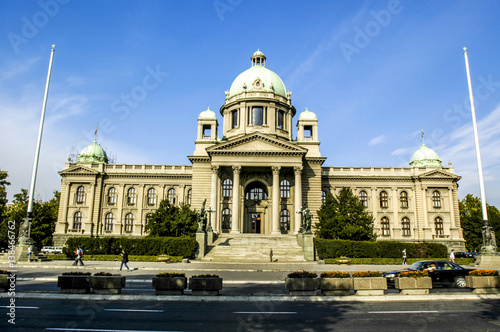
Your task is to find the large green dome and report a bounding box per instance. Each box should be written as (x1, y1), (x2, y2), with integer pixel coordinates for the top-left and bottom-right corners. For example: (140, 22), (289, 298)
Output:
(77, 141), (108, 164)
(228, 50), (287, 99)
(409, 144), (442, 168)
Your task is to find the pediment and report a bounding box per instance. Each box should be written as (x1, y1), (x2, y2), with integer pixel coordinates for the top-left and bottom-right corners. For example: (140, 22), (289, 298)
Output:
(59, 165), (100, 176)
(207, 133), (307, 155)
(417, 169), (460, 180)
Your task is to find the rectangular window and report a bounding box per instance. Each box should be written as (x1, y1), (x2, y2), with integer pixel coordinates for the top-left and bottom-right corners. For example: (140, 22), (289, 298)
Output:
(277, 110), (284, 130)
(203, 125), (211, 139)
(252, 107), (263, 126)
(304, 125), (312, 140)
(232, 110), (238, 129)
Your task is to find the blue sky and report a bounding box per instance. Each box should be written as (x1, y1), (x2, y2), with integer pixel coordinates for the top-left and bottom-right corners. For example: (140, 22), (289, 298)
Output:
(1, 0), (500, 209)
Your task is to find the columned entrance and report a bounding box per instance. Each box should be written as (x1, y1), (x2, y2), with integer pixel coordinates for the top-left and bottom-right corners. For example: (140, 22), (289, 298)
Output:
(250, 213), (261, 233)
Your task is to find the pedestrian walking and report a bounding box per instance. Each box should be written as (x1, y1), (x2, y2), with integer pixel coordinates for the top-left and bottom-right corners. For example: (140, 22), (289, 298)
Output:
(269, 248), (273, 262)
(402, 248), (407, 265)
(449, 249), (455, 263)
(72, 247), (84, 266)
(27, 245), (32, 262)
(119, 250), (130, 271)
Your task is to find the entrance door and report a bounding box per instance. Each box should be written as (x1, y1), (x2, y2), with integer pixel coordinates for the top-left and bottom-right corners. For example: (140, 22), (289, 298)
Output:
(251, 213), (261, 233)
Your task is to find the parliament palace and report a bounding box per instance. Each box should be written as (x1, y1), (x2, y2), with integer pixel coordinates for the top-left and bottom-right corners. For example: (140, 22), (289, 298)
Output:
(53, 50), (466, 255)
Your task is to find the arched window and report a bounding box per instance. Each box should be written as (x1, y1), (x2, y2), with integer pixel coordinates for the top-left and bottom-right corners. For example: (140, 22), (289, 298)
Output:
(187, 189), (192, 206)
(432, 190), (441, 208)
(435, 217), (444, 236)
(359, 190), (368, 207)
(402, 217), (411, 236)
(280, 209), (290, 231)
(400, 191), (408, 208)
(380, 191), (388, 208)
(147, 188), (156, 206)
(167, 188), (176, 205)
(76, 186), (85, 204)
(280, 179), (290, 198)
(105, 213), (114, 231)
(73, 211), (82, 230)
(107, 187), (117, 205)
(125, 213), (134, 232)
(381, 217), (390, 236)
(222, 179), (232, 198)
(321, 191), (327, 204)
(222, 208), (232, 230)
(145, 213), (152, 226)
(245, 182), (268, 200)
(127, 187), (136, 205)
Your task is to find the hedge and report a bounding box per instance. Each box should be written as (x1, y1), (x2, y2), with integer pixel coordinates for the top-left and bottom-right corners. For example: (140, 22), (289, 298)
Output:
(314, 238), (447, 259)
(62, 236), (198, 258)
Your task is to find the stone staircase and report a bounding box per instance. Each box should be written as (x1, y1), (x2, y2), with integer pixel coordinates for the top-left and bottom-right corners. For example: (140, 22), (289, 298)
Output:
(202, 234), (306, 262)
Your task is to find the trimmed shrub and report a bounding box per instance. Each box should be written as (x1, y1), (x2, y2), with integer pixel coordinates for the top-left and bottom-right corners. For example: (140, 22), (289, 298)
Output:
(469, 269), (499, 276)
(320, 271), (350, 278)
(398, 271), (429, 278)
(287, 271), (317, 278)
(155, 272), (186, 278)
(352, 271), (382, 278)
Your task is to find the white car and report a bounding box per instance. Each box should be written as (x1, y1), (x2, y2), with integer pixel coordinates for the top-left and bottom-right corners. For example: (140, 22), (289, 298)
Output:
(41, 246), (54, 254)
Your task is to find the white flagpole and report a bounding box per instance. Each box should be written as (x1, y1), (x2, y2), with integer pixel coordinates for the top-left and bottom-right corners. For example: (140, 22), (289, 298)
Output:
(27, 44), (56, 216)
(463, 47), (489, 224)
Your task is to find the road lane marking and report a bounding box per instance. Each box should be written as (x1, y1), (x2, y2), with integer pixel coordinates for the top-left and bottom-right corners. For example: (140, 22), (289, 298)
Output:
(234, 311), (297, 314)
(368, 311), (440, 314)
(0, 305), (39, 309)
(104, 309), (164, 313)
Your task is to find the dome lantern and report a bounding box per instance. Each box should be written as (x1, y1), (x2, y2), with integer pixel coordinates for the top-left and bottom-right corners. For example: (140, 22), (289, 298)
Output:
(251, 49), (266, 66)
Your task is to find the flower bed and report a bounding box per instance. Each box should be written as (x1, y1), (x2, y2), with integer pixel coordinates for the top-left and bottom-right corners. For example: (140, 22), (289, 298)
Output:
(466, 270), (500, 294)
(352, 271), (386, 296)
(394, 271), (431, 295)
(90, 272), (126, 294)
(189, 274), (223, 296)
(319, 271), (352, 296)
(57, 272), (92, 294)
(152, 272), (187, 295)
(285, 271), (318, 296)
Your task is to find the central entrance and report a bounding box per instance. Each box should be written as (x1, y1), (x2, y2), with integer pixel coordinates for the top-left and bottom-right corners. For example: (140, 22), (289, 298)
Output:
(251, 213), (261, 233)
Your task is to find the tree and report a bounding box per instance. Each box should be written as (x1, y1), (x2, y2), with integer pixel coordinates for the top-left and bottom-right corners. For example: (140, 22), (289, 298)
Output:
(145, 199), (197, 237)
(460, 194), (500, 252)
(0, 169), (10, 225)
(315, 187), (376, 241)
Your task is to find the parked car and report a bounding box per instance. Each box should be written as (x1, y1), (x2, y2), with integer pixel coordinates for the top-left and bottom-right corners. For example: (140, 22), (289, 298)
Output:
(382, 260), (475, 288)
(470, 252), (481, 258)
(52, 247), (63, 254)
(454, 251), (473, 258)
(41, 246), (54, 254)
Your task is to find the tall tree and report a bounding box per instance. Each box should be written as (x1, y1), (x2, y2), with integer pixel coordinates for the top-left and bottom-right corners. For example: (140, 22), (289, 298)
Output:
(460, 194), (500, 252)
(145, 199), (197, 237)
(0, 169), (10, 223)
(315, 187), (376, 241)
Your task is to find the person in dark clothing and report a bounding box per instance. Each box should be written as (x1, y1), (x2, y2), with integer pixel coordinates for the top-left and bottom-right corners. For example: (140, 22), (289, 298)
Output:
(119, 250), (130, 271)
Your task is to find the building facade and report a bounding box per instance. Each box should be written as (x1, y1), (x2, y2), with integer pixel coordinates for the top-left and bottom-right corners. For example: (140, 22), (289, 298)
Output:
(53, 51), (465, 251)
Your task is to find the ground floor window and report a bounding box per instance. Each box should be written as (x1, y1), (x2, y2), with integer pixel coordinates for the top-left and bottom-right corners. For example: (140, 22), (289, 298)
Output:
(222, 208), (232, 230)
(280, 209), (290, 231)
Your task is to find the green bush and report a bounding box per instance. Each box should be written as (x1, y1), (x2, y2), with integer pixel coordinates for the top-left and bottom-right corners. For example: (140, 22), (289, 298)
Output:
(191, 274), (220, 278)
(155, 272), (186, 278)
(61, 272), (91, 275)
(63, 236), (198, 258)
(287, 270), (318, 278)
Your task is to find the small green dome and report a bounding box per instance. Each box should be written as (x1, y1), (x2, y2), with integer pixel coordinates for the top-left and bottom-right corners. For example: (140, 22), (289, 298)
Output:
(77, 141), (108, 164)
(299, 108), (317, 120)
(198, 107), (216, 120)
(409, 144), (442, 168)
(228, 50), (287, 99)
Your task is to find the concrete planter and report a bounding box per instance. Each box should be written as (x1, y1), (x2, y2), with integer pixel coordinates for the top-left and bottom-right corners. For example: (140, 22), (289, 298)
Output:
(90, 276), (126, 294)
(319, 278), (352, 296)
(394, 277), (432, 295)
(189, 277), (223, 296)
(57, 275), (91, 294)
(152, 277), (187, 295)
(285, 278), (319, 296)
(353, 277), (387, 296)
(465, 276), (500, 294)
(0, 274), (16, 292)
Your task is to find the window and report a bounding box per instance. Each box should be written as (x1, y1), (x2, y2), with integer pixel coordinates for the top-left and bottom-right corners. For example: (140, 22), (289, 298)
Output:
(277, 110), (285, 130)
(187, 189), (192, 206)
(167, 188), (176, 205)
(251, 106), (263, 126)
(402, 217), (411, 236)
(280, 179), (290, 198)
(400, 191), (408, 208)
(203, 124), (211, 139)
(222, 208), (231, 230)
(432, 190), (441, 208)
(304, 125), (312, 140)
(232, 110), (238, 129)
(73, 211), (82, 230)
(105, 213), (114, 231)
(359, 190), (368, 207)
(245, 182), (268, 200)
(127, 187), (136, 205)
(435, 217), (444, 236)
(222, 179), (233, 198)
(380, 191), (388, 208)
(76, 186), (85, 204)
(280, 209), (290, 231)
(147, 188), (156, 205)
(381, 217), (390, 236)
(125, 213), (134, 232)
(107, 187), (117, 205)
(322, 191), (327, 204)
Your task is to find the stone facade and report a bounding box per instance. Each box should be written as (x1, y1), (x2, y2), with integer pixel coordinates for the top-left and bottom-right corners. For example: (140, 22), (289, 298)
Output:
(53, 51), (465, 251)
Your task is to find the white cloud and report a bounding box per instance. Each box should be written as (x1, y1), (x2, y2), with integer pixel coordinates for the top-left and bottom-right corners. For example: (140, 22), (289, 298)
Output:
(368, 134), (386, 146)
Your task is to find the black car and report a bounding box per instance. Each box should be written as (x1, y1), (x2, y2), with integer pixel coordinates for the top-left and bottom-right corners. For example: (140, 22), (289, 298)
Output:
(454, 251), (473, 258)
(382, 260), (474, 288)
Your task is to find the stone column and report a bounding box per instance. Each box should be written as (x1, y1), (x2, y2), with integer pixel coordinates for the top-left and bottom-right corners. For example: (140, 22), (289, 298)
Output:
(231, 166), (241, 234)
(448, 187), (456, 229)
(294, 166), (303, 233)
(422, 185), (429, 228)
(271, 166), (281, 235)
(210, 166), (219, 232)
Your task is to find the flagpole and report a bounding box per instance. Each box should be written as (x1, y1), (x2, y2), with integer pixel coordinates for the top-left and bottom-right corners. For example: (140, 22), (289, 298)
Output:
(463, 47), (489, 225)
(27, 44), (56, 217)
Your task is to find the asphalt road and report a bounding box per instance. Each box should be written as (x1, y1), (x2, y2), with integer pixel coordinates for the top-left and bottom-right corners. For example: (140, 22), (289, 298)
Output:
(1, 298), (499, 331)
